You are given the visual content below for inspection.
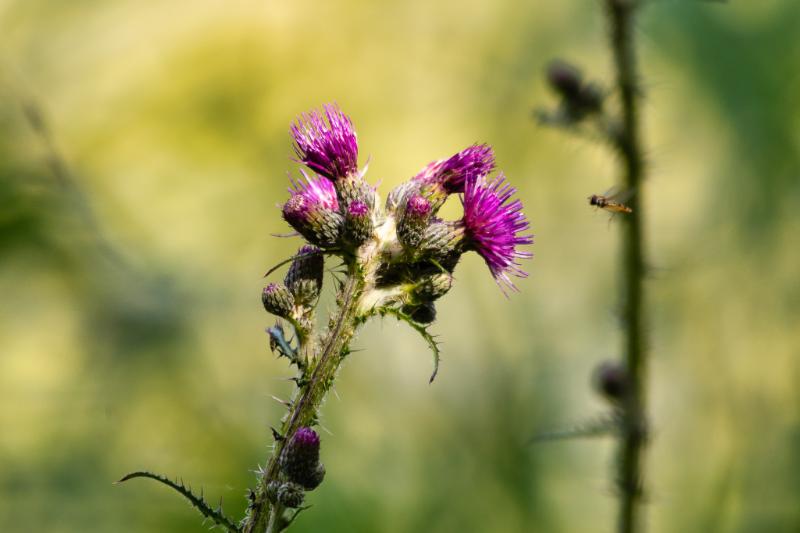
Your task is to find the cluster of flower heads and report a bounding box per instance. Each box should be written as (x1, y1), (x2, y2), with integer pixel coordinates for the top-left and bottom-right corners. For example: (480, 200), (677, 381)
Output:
(278, 104), (533, 303)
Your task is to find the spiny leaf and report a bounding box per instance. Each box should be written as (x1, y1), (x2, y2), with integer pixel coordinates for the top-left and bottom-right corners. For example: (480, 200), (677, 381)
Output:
(378, 307), (442, 383)
(282, 505), (313, 531)
(530, 412), (621, 444)
(267, 325), (297, 360)
(116, 471), (240, 532)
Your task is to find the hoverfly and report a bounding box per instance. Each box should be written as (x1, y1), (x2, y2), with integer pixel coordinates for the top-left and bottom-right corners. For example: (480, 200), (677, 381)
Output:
(588, 188), (633, 215)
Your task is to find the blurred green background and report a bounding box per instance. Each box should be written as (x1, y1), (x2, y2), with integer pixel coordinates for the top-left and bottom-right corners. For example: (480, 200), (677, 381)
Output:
(1, 1), (799, 531)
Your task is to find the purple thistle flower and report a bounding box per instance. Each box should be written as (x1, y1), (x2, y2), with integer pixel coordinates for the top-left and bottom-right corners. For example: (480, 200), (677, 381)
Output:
(282, 171), (343, 247)
(461, 173), (533, 292)
(291, 104), (359, 181)
(283, 171), (339, 221)
(414, 144), (495, 194)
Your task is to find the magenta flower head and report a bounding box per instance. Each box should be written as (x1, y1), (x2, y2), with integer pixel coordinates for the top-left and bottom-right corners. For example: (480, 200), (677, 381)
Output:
(291, 104), (359, 181)
(462, 173), (533, 292)
(282, 171), (343, 247)
(414, 144), (495, 194)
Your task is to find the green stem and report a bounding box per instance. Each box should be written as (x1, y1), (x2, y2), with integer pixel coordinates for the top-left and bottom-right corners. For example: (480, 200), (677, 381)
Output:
(605, 1), (648, 532)
(243, 262), (365, 533)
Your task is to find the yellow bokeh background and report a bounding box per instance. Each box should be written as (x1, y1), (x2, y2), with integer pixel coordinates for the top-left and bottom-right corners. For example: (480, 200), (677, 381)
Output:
(1, 1), (799, 531)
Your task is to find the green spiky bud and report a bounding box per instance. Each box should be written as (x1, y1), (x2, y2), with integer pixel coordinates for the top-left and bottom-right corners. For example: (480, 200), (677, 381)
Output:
(419, 220), (465, 260)
(262, 283), (295, 318)
(335, 175), (376, 211)
(397, 193), (432, 250)
(405, 302), (436, 324)
(414, 272), (453, 302)
(284, 245), (324, 306)
(276, 482), (305, 508)
(385, 181), (418, 212)
(266, 480), (281, 503)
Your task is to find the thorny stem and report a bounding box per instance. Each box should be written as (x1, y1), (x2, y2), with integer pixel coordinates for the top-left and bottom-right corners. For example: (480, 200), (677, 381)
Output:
(605, 1), (648, 532)
(243, 261), (366, 533)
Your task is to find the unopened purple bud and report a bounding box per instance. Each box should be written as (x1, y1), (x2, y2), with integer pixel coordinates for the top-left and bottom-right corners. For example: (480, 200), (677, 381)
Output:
(593, 361), (629, 403)
(397, 193), (432, 250)
(281, 427), (325, 490)
(343, 200), (373, 246)
(262, 282), (295, 318)
(385, 181), (419, 212)
(291, 104), (358, 181)
(406, 194), (432, 217)
(546, 59), (583, 97)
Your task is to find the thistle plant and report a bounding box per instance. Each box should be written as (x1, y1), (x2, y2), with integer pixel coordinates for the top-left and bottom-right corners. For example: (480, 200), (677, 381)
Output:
(119, 104), (533, 532)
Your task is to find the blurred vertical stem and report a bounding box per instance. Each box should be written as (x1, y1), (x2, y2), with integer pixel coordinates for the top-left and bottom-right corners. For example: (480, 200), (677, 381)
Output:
(605, 1), (648, 532)
(243, 261), (365, 533)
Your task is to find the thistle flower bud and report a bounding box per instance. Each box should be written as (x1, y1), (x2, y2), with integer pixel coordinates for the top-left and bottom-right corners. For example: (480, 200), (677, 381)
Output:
(419, 220), (465, 260)
(262, 283), (295, 318)
(546, 59), (583, 98)
(579, 82), (604, 114)
(335, 175), (376, 211)
(266, 480), (281, 503)
(343, 200), (373, 246)
(284, 245), (324, 306)
(276, 482), (305, 508)
(282, 173), (343, 247)
(413, 272), (453, 302)
(303, 463), (326, 491)
(545, 60), (604, 120)
(385, 181), (419, 212)
(593, 361), (630, 403)
(406, 302), (436, 324)
(280, 427), (325, 490)
(397, 193), (432, 250)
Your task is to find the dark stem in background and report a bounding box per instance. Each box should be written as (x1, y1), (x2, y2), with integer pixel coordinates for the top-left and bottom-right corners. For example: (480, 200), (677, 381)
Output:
(605, 1), (648, 532)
